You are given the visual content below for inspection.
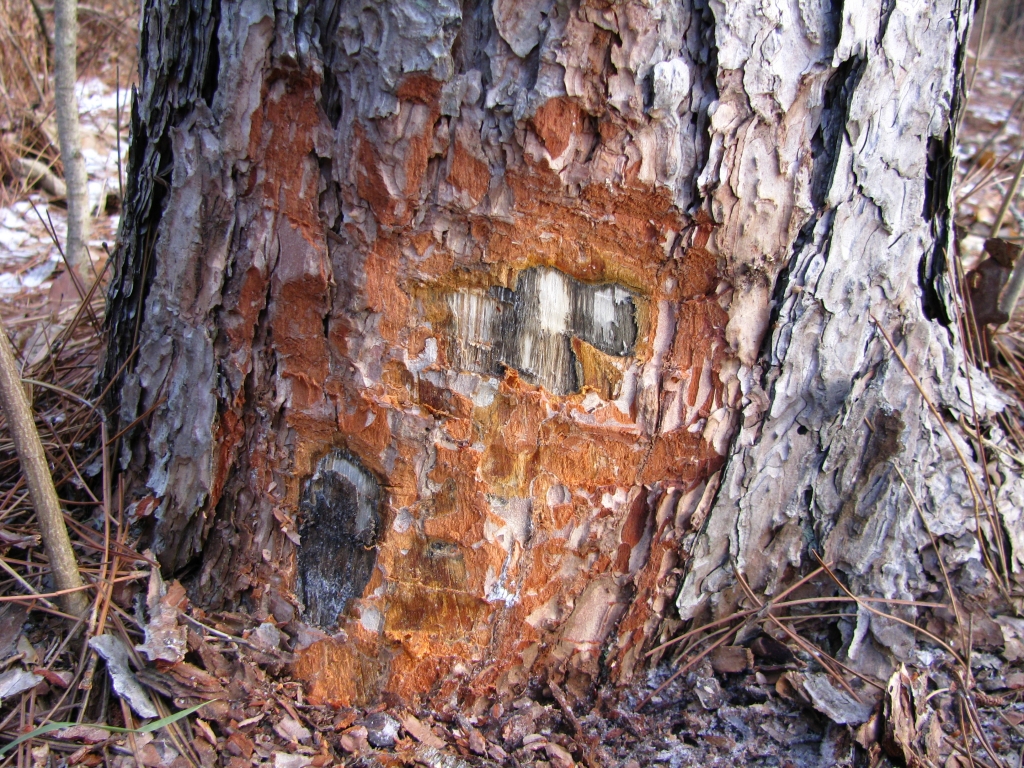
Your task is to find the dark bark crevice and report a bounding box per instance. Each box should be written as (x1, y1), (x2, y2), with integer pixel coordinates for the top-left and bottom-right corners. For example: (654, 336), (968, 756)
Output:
(921, 0), (972, 330)
(687, 0), (719, 215)
(102, 0), (221, 432)
(920, 131), (954, 326)
(200, 0), (221, 107)
(810, 55), (865, 211)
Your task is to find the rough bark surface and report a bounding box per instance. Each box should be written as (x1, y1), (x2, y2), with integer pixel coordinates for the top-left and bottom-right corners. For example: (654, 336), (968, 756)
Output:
(105, 0), (1014, 710)
(676, 0), (1023, 678)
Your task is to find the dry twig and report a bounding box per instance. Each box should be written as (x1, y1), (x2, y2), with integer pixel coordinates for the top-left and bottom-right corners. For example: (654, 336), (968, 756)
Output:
(0, 313), (85, 617)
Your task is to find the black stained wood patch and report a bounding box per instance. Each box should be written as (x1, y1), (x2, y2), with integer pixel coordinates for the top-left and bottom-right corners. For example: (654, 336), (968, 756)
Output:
(297, 451), (382, 629)
(446, 266), (638, 395)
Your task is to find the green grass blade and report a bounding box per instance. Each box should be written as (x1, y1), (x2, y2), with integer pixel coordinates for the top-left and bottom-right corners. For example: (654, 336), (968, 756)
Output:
(0, 700), (212, 757)
(133, 700), (210, 734)
(0, 722), (76, 759)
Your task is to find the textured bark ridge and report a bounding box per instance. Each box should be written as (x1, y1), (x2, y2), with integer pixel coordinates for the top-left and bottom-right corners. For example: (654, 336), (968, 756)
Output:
(675, 0), (1017, 678)
(106, 0), (1010, 710)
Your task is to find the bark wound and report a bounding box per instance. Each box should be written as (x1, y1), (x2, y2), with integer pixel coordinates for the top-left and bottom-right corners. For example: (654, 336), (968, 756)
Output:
(112, 0), (985, 711)
(117, 0), (737, 710)
(447, 267), (638, 396)
(297, 452), (382, 630)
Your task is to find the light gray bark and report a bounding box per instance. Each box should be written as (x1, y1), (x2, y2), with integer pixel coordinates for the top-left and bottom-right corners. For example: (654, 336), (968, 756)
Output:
(53, 0), (91, 280)
(677, 1), (1023, 676)
(675, 0), (1024, 684)
(104, 0), (1015, 704)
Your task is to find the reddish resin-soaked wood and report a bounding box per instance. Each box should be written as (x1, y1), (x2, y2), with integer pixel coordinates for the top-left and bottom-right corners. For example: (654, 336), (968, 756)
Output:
(278, 148), (731, 707)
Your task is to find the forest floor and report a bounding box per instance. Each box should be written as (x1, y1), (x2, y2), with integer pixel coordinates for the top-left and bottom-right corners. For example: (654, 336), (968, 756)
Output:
(1, 11), (1024, 768)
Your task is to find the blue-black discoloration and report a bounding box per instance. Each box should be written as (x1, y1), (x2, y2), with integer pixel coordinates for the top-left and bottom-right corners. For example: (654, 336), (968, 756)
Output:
(297, 451), (382, 629)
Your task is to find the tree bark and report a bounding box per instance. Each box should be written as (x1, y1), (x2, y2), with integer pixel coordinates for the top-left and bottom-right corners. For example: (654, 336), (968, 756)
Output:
(105, 0), (1017, 711)
(54, 0), (91, 280)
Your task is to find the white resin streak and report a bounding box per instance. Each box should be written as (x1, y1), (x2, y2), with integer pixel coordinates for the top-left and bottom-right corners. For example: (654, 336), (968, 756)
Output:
(536, 269), (571, 334)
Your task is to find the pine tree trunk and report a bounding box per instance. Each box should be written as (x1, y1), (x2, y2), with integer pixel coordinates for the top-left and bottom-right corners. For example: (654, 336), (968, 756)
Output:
(105, 0), (1012, 710)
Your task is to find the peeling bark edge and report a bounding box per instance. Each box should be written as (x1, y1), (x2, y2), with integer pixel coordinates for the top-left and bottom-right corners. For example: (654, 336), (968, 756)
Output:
(101, 0), (220, 431)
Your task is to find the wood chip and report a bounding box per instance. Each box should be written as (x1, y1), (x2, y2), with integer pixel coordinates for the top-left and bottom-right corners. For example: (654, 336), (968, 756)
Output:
(36, 668), (71, 688)
(802, 673), (873, 725)
(400, 712), (447, 749)
(56, 725), (112, 744)
(135, 567), (188, 664)
(0, 667), (43, 701)
(544, 742), (574, 768)
(226, 731), (254, 758)
(272, 754), (312, 768)
(710, 645), (754, 674)
(237, 713), (265, 728)
(165, 660), (225, 694)
(468, 727), (488, 755)
(273, 715), (312, 745)
(339, 726), (369, 754)
(193, 718), (217, 747)
(882, 664), (916, 763)
(89, 634), (159, 719)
